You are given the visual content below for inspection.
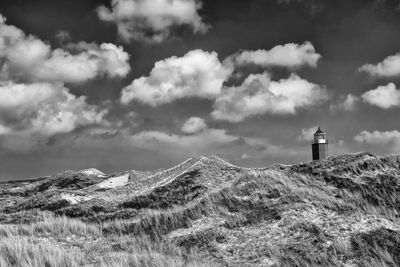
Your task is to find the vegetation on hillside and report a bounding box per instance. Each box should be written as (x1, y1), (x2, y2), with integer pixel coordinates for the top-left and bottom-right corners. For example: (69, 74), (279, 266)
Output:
(0, 152), (399, 266)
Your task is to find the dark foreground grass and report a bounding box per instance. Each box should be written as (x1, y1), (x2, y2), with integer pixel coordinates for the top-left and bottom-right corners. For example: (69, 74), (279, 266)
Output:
(0, 215), (214, 267)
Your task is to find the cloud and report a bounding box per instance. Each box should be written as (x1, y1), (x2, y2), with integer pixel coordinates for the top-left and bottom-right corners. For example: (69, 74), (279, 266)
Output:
(354, 130), (400, 153)
(330, 94), (360, 111)
(223, 42), (321, 69)
(127, 127), (297, 162)
(361, 83), (400, 109)
(181, 117), (207, 134)
(120, 45), (325, 114)
(297, 125), (318, 141)
(55, 30), (71, 44)
(0, 82), (106, 151)
(97, 0), (209, 43)
(354, 130), (400, 145)
(120, 49), (231, 106)
(359, 53), (400, 77)
(67, 123), (307, 169)
(0, 15), (130, 84)
(211, 73), (329, 122)
(240, 153), (251, 159)
(130, 128), (238, 156)
(0, 14), (6, 24)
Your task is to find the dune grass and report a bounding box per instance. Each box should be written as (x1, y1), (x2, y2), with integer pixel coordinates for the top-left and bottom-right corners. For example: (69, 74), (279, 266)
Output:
(0, 154), (399, 266)
(0, 214), (215, 267)
(0, 237), (85, 267)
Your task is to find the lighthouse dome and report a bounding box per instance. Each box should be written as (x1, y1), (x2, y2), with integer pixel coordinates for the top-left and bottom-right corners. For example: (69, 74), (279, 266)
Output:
(314, 127), (325, 135)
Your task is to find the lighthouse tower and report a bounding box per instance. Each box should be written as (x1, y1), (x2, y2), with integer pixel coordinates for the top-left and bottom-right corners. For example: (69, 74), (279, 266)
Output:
(312, 127), (328, 160)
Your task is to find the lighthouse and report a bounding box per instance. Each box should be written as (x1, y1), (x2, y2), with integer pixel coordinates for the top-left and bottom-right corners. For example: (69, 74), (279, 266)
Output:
(312, 127), (328, 160)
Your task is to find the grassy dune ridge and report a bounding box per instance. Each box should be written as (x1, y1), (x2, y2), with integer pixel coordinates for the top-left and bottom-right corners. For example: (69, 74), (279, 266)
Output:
(0, 152), (399, 266)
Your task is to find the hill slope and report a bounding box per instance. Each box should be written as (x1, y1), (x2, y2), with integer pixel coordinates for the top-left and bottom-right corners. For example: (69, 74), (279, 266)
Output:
(0, 153), (399, 266)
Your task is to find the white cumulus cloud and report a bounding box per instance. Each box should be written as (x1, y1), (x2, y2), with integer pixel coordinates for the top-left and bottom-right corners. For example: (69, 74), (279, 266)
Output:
(97, 0), (209, 42)
(120, 49), (231, 106)
(361, 83), (400, 109)
(0, 82), (106, 151)
(211, 73), (329, 122)
(359, 53), (400, 77)
(181, 117), (207, 134)
(224, 41), (321, 69)
(0, 15), (130, 84)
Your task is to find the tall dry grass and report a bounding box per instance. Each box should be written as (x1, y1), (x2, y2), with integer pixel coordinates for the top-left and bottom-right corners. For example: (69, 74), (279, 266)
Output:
(0, 237), (85, 267)
(0, 215), (216, 267)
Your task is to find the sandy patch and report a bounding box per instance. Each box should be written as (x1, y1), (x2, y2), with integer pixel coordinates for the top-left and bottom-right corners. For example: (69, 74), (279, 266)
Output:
(61, 193), (93, 204)
(78, 168), (106, 177)
(97, 173), (129, 189)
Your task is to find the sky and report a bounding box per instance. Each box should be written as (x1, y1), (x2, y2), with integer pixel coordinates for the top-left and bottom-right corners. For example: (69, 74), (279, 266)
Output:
(1, 0), (400, 180)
